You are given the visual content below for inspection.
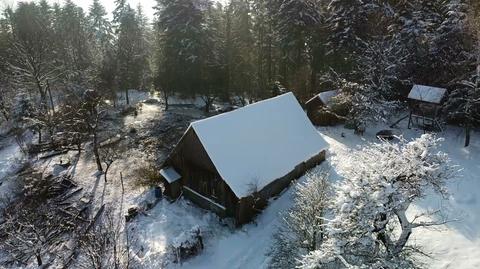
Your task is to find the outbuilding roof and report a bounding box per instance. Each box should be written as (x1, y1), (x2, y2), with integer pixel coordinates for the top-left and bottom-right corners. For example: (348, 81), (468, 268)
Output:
(306, 90), (339, 107)
(188, 92), (328, 198)
(160, 167), (182, 183)
(408, 85), (447, 104)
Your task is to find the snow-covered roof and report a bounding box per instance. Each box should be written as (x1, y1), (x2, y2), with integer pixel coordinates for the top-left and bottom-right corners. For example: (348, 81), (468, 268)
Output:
(318, 90), (339, 105)
(189, 92), (328, 198)
(408, 85), (447, 104)
(160, 167), (182, 183)
(307, 90), (339, 107)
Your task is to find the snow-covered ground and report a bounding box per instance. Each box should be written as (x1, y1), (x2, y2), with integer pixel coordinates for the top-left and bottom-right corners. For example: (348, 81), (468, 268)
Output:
(0, 137), (22, 180)
(0, 134), (29, 213)
(322, 124), (480, 269)
(132, 120), (480, 269)
(1, 90), (478, 269)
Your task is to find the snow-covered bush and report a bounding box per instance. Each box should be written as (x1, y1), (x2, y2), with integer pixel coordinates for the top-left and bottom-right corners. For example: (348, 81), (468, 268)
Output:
(319, 70), (398, 132)
(268, 172), (330, 269)
(299, 134), (456, 269)
(170, 226), (204, 264)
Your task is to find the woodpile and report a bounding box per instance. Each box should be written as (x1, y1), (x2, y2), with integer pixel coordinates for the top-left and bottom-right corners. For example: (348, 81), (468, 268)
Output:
(0, 166), (97, 267)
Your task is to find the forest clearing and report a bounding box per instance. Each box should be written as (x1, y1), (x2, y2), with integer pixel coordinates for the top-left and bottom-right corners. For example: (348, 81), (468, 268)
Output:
(1, 0), (480, 268)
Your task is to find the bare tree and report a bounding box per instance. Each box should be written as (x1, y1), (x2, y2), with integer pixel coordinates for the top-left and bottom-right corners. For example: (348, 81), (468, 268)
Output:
(78, 209), (132, 269)
(269, 171), (330, 269)
(82, 89), (104, 172)
(99, 144), (120, 182)
(78, 184), (134, 269)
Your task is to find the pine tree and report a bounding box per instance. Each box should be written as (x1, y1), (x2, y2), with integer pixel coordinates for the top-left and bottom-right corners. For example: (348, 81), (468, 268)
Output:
(154, 0), (214, 107)
(54, 0), (92, 84)
(273, 0), (321, 98)
(88, 0), (117, 104)
(445, 0), (480, 146)
(135, 4), (152, 91)
(325, 0), (389, 72)
(116, 4), (147, 104)
(88, 0), (113, 52)
(200, 2), (227, 108)
(113, 0), (127, 26)
(225, 0), (255, 99)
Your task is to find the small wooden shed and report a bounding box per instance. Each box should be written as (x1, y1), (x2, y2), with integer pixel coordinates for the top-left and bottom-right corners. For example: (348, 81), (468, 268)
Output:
(160, 167), (182, 198)
(160, 92), (328, 225)
(407, 85), (447, 131)
(305, 90), (341, 126)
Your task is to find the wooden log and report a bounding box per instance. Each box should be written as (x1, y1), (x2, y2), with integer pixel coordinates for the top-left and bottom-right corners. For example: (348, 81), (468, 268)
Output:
(55, 188), (83, 202)
(61, 204), (106, 269)
(58, 209), (88, 222)
(39, 150), (69, 160)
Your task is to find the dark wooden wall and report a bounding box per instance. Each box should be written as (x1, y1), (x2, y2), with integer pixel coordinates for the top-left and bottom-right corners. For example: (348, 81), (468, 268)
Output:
(236, 150), (326, 224)
(165, 128), (238, 217)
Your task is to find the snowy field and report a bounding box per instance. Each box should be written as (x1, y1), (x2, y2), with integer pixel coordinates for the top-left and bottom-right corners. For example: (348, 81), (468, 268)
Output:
(131, 120), (480, 269)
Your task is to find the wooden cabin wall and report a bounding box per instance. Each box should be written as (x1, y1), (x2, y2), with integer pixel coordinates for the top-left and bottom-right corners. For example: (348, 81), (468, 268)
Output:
(166, 128), (239, 217)
(236, 150), (327, 225)
(305, 97), (324, 119)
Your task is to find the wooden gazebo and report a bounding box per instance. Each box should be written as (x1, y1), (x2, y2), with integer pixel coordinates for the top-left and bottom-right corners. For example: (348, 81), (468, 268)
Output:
(407, 85), (447, 131)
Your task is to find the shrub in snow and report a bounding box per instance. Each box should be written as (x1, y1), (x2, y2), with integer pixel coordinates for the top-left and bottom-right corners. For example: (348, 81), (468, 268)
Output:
(268, 172), (330, 269)
(319, 69), (399, 133)
(299, 134), (456, 269)
(170, 226), (204, 264)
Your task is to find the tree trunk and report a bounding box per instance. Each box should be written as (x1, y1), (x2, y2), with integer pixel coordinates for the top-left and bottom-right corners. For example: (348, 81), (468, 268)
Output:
(163, 91), (169, 111)
(0, 108), (9, 121)
(47, 80), (55, 114)
(225, 9), (232, 96)
(310, 63), (316, 98)
(36, 79), (48, 114)
(267, 23), (273, 86)
(93, 131), (103, 172)
(104, 164), (110, 182)
(36, 254), (42, 266)
(125, 89), (129, 105)
(204, 97), (213, 113)
(205, 101), (210, 113)
(465, 124), (471, 147)
(393, 209), (412, 256)
(38, 128), (42, 144)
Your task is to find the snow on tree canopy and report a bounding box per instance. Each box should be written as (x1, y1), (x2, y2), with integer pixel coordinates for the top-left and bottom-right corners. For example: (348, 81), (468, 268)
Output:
(189, 92), (328, 198)
(408, 84), (447, 104)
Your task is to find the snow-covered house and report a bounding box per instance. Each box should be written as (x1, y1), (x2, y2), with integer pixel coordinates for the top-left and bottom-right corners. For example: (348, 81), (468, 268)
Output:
(407, 85), (447, 131)
(305, 90), (342, 126)
(160, 92), (328, 224)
